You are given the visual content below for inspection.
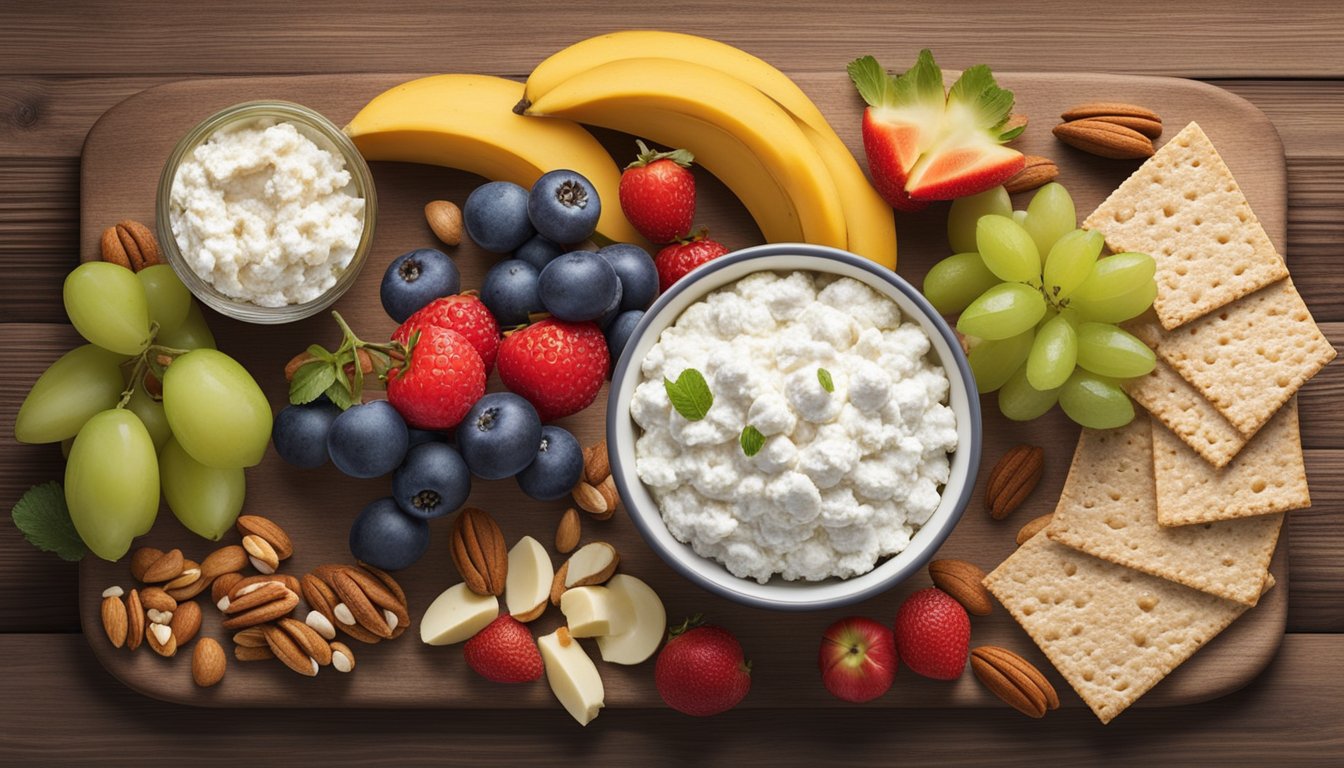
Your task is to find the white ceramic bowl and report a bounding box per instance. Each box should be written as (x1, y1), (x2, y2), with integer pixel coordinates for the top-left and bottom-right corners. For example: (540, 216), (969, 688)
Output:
(606, 244), (982, 611)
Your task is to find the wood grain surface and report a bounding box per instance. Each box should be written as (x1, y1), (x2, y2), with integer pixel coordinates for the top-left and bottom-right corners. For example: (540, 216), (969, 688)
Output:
(1, 1), (1341, 764)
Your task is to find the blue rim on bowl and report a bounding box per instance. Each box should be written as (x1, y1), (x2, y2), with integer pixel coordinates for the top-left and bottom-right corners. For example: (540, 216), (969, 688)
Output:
(606, 243), (983, 611)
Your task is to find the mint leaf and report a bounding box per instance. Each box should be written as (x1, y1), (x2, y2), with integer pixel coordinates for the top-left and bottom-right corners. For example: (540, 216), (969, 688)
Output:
(740, 425), (765, 457)
(305, 344), (336, 364)
(947, 63), (1015, 133)
(324, 380), (355, 410)
(664, 369), (713, 421)
(817, 368), (835, 393)
(10, 482), (86, 562)
(290, 362), (336, 405)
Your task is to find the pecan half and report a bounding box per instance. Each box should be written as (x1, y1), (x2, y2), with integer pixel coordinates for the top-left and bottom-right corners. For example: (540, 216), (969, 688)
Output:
(971, 645), (1060, 718)
(450, 507), (508, 596)
(100, 220), (161, 272)
(986, 444), (1045, 520)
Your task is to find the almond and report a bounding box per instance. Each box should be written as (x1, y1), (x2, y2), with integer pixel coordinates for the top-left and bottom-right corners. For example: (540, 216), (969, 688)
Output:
(424, 200), (463, 246)
(232, 627), (270, 648)
(986, 444), (1045, 520)
(550, 561), (570, 606)
(556, 508), (581, 554)
(220, 585), (299, 630)
(129, 547), (164, 581)
(563, 542), (619, 588)
(166, 569), (211, 602)
(236, 515), (294, 560)
(192, 638), (227, 687)
(450, 507), (508, 596)
(242, 534), (280, 574)
(263, 623), (318, 677)
(971, 645), (1059, 718)
(126, 589), (145, 651)
(928, 559), (993, 616)
(101, 595), (128, 648)
(358, 563), (409, 613)
(164, 563), (202, 592)
(330, 641), (356, 673)
(101, 219), (161, 272)
(234, 645), (275, 662)
(1052, 119), (1154, 160)
(170, 600), (202, 645)
(278, 617), (333, 666)
(139, 587), (177, 614)
(212, 572), (244, 606)
(1003, 155), (1059, 194)
(595, 475), (620, 520)
(147, 622), (177, 657)
(331, 571), (393, 639)
(1059, 101), (1161, 123)
(1087, 114), (1163, 139)
(142, 548), (184, 584)
(572, 481), (606, 517)
(1016, 513), (1053, 546)
(301, 573), (339, 621)
(582, 440), (611, 486)
(201, 544), (249, 580)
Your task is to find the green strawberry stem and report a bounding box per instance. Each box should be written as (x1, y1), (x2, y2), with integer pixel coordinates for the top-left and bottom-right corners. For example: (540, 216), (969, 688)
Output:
(287, 311), (409, 408)
(668, 613), (705, 639)
(625, 139), (694, 170)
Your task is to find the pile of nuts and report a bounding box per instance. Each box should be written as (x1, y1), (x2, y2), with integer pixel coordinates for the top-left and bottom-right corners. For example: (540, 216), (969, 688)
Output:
(572, 439), (618, 520)
(1053, 101), (1164, 160)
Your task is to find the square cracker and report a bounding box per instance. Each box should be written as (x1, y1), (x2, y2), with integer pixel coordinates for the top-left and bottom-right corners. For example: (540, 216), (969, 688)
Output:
(1154, 398), (1310, 526)
(1044, 414), (1281, 606)
(1128, 278), (1336, 437)
(1124, 357), (1247, 468)
(1082, 121), (1288, 330)
(984, 534), (1265, 724)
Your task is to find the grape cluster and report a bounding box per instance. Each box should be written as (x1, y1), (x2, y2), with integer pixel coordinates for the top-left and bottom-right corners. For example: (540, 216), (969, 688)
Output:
(14, 261), (270, 560)
(923, 183), (1157, 429)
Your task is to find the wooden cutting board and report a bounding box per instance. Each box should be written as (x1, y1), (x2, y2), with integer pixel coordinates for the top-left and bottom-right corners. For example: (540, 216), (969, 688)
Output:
(73, 72), (1287, 710)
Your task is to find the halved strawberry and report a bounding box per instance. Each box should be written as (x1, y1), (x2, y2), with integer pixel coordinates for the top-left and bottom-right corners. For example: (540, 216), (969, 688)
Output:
(848, 52), (1024, 209)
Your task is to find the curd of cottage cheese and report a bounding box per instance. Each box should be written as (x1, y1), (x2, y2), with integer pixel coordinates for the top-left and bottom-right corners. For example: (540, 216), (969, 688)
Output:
(631, 270), (958, 583)
(169, 118), (365, 307)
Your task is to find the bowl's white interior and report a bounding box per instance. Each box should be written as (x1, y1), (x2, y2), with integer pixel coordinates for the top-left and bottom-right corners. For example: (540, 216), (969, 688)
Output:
(608, 248), (980, 609)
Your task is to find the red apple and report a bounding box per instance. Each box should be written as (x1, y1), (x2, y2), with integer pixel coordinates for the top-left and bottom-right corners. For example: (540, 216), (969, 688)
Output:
(818, 616), (899, 703)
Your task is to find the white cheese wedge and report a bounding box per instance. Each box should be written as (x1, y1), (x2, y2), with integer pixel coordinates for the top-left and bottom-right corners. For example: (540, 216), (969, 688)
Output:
(560, 585), (633, 638)
(505, 535), (553, 622)
(538, 628), (605, 726)
(419, 583), (498, 646)
(595, 574), (666, 665)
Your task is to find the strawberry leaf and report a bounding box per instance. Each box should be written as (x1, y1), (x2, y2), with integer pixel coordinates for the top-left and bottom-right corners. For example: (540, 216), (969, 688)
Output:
(627, 139), (694, 169)
(324, 381), (355, 410)
(664, 368), (713, 421)
(739, 425), (765, 457)
(290, 362), (336, 405)
(891, 49), (944, 110)
(946, 64), (1015, 135)
(10, 482), (86, 562)
(846, 55), (897, 109)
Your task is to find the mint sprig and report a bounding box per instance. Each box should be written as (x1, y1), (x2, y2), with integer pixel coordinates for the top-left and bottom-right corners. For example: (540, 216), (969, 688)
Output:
(664, 368), (713, 421)
(10, 482), (86, 562)
(287, 311), (404, 409)
(740, 425), (765, 457)
(818, 368), (835, 393)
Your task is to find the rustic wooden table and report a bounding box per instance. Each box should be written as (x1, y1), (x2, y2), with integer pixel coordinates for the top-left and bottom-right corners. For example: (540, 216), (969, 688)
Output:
(1, 1), (1341, 764)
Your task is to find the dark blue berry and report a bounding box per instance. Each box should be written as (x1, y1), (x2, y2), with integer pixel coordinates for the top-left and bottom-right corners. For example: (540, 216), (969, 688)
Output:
(457, 392), (543, 480)
(392, 442), (471, 519)
(516, 426), (584, 501)
(349, 497), (430, 571)
(327, 400), (409, 479)
(597, 243), (659, 311)
(480, 259), (542, 326)
(380, 248), (460, 323)
(272, 400), (342, 469)
(464, 181), (535, 253)
(528, 169), (601, 244)
(537, 250), (622, 323)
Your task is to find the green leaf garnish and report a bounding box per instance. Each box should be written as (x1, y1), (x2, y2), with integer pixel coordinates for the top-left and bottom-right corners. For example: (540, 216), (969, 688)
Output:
(323, 381), (355, 410)
(290, 362), (337, 405)
(946, 63), (1015, 134)
(10, 482), (86, 562)
(664, 368), (713, 421)
(740, 425), (765, 457)
(817, 368), (835, 392)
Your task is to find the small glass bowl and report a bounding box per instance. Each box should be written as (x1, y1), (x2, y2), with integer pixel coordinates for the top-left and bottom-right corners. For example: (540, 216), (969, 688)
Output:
(155, 100), (377, 324)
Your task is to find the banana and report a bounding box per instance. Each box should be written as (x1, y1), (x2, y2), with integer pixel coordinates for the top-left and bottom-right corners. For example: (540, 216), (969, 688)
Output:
(797, 120), (898, 269)
(523, 58), (847, 250)
(522, 30), (832, 136)
(344, 74), (642, 245)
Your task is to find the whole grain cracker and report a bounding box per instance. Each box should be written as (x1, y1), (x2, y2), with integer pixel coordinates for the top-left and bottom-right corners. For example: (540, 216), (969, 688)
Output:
(1082, 121), (1288, 330)
(1153, 398), (1310, 526)
(1044, 414), (1281, 606)
(1129, 277), (1335, 437)
(1123, 356), (1247, 468)
(983, 534), (1265, 724)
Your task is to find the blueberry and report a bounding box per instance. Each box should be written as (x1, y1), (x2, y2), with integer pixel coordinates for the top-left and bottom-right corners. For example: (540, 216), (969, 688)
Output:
(407, 428), (446, 449)
(463, 181), (535, 253)
(514, 234), (564, 272)
(327, 400), (409, 478)
(516, 426), (584, 501)
(480, 259), (543, 326)
(272, 400), (341, 469)
(457, 392), (543, 480)
(537, 251), (622, 322)
(528, 169), (601, 244)
(349, 497), (430, 571)
(392, 442), (471, 519)
(598, 243), (659, 311)
(380, 248), (460, 323)
(605, 310), (644, 365)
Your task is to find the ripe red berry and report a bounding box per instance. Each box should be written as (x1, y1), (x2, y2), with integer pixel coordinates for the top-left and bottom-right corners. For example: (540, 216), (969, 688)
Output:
(496, 318), (609, 422)
(463, 615), (544, 683)
(385, 324), (486, 430)
(654, 232), (729, 293)
(394, 293), (501, 374)
(619, 141), (696, 244)
(892, 587), (971, 680)
(654, 619), (751, 717)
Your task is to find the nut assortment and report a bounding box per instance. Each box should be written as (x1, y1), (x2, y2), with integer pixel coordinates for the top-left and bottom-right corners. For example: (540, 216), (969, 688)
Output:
(1053, 101), (1163, 159)
(572, 440), (619, 519)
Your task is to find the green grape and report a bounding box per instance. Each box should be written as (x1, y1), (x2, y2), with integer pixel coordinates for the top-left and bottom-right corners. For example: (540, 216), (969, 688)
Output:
(975, 215), (1041, 283)
(125, 385), (172, 452)
(136, 264), (191, 334)
(156, 300), (217, 350)
(1026, 314), (1078, 391)
(1076, 280), (1158, 324)
(1043, 229), (1104, 302)
(1072, 252), (1157, 306)
(14, 344), (126, 444)
(957, 283), (1047, 341)
(1058, 370), (1135, 429)
(163, 349), (272, 468)
(1076, 322), (1157, 379)
(923, 252), (1001, 315)
(64, 409), (159, 561)
(1011, 210), (1029, 226)
(1023, 183), (1076, 257)
(948, 186), (1012, 254)
(967, 329), (1034, 393)
(999, 364), (1061, 421)
(160, 436), (245, 540)
(62, 261), (152, 356)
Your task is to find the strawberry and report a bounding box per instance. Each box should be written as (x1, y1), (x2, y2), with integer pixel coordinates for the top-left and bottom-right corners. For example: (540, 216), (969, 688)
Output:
(847, 51), (1025, 210)
(394, 293), (501, 374)
(654, 617), (751, 716)
(654, 231), (729, 293)
(619, 140), (696, 243)
(463, 615), (544, 683)
(496, 318), (608, 422)
(892, 587), (971, 680)
(385, 324), (486, 430)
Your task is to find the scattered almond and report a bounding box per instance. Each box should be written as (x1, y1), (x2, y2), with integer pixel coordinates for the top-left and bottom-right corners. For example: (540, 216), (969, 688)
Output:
(141, 548), (184, 584)
(212, 572), (244, 607)
(126, 589), (145, 651)
(556, 508), (581, 554)
(200, 545), (247, 582)
(164, 564), (202, 592)
(232, 627), (269, 648)
(101, 594), (129, 648)
(330, 641), (356, 673)
(1016, 513), (1053, 546)
(242, 534), (280, 574)
(236, 515), (294, 560)
(234, 645), (275, 662)
(550, 561), (570, 606)
(595, 475), (620, 520)
(170, 600), (202, 645)
(986, 444), (1045, 520)
(192, 638), (227, 687)
(572, 481), (608, 518)
(1003, 155), (1059, 194)
(139, 587), (177, 614)
(563, 542), (619, 588)
(971, 645), (1059, 718)
(220, 584), (299, 630)
(1053, 119), (1154, 160)
(928, 559), (993, 616)
(424, 200), (463, 246)
(1060, 101), (1161, 123)
(305, 610), (337, 640)
(263, 623), (318, 677)
(278, 617), (333, 666)
(147, 622), (177, 657)
(450, 507), (508, 597)
(582, 440), (611, 486)
(102, 585), (124, 599)
(100, 219), (161, 271)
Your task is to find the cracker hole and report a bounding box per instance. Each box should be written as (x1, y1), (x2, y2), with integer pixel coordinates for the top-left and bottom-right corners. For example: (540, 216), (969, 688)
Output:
(1083, 670), (1095, 682)
(1132, 633), (1147, 647)
(1105, 516), (1125, 529)
(1222, 558), (1236, 567)
(1277, 375), (1290, 388)
(1217, 235), (1230, 245)
(1184, 190), (1197, 200)
(1064, 563), (1077, 576)
(1175, 265), (1188, 277)
(1191, 158), (1200, 167)
(1114, 681), (1130, 692)
(1251, 479), (1267, 493)
(1071, 625), (1084, 636)
(1138, 595), (1159, 611)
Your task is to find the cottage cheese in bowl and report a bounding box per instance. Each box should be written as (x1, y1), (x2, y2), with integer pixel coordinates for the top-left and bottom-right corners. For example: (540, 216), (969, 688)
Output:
(629, 269), (959, 584)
